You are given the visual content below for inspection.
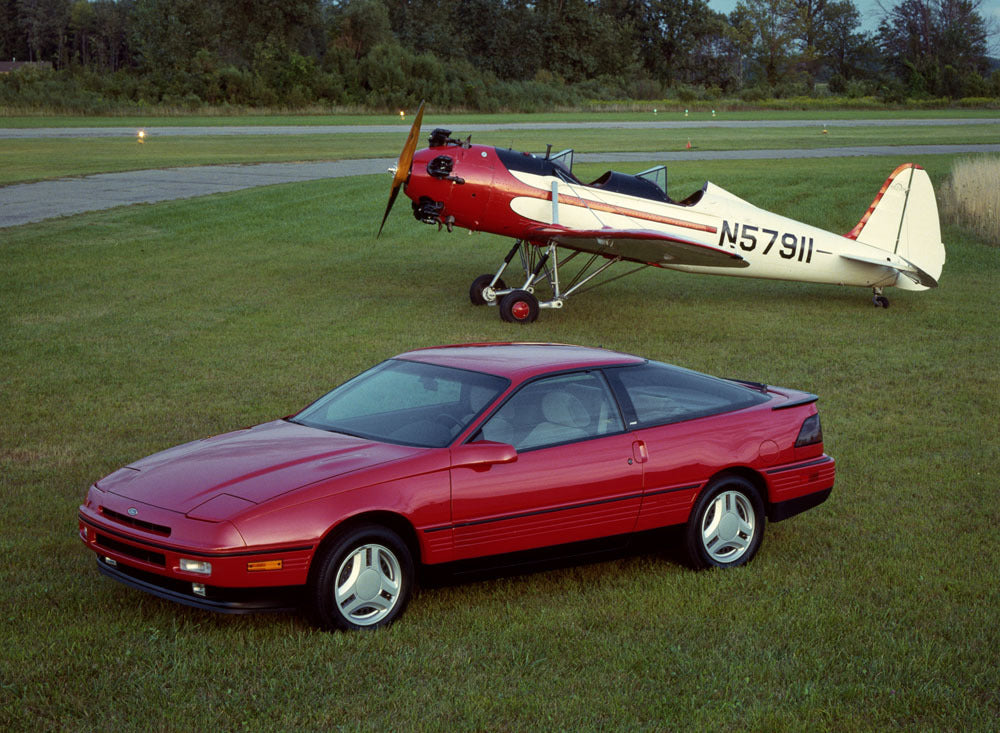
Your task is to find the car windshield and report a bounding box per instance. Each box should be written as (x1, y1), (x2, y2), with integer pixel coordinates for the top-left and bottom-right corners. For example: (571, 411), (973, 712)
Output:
(290, 359), (509, 448)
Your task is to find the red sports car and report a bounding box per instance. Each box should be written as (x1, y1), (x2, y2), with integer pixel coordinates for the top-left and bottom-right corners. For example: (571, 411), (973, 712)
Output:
(78, 343), (834, 631)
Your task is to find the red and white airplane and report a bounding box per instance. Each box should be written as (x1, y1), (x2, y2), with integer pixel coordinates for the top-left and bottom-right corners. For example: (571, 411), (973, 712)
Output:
(379, 104), (945, 322)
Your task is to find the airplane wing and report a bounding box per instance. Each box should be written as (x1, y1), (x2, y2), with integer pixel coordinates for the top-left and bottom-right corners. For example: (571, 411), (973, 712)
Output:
(838, 252), (939, 288)
(527, 226), (749, 269)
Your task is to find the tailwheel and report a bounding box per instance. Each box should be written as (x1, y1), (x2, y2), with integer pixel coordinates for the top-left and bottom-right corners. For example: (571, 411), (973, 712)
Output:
(499, 290), (539, 323)
(872, 288), (890, 308)
(469, 274), (507, 306)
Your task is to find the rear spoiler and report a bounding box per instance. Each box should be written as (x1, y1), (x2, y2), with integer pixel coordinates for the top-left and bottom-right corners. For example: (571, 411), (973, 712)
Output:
(771, 393), (819, 411)
(727, 379), (818, 410)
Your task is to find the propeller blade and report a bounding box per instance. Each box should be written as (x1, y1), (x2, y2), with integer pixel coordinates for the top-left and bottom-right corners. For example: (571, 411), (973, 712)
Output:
(377, 101), (425, 238)
(377, 185), (401, 238)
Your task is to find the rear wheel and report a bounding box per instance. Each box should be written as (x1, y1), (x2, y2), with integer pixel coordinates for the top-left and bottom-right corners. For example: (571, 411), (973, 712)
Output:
(308, 524), (414, 631)
(684, 476), (765, 569)
(499, 290), (539, 323)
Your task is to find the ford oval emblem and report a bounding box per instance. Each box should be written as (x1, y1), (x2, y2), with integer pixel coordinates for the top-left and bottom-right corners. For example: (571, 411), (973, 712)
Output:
(127, 507), (138, 516)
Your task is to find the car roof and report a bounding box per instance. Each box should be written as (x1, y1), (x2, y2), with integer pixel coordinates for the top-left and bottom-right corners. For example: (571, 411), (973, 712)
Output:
(396, 342), (645, 381)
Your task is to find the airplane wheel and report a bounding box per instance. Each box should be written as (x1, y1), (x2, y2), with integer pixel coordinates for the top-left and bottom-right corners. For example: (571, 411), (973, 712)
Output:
(872, 295), (890, 308)
(499, 290), (539, 323)
(469, 274), (506, 306)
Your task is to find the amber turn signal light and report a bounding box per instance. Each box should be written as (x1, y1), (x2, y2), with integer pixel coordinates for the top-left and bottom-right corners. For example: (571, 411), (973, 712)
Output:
(247, 560), (283, 572)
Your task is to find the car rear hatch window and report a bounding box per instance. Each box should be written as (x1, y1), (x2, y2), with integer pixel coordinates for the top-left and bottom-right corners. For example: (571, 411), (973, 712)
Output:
(606, 361), (770, 428)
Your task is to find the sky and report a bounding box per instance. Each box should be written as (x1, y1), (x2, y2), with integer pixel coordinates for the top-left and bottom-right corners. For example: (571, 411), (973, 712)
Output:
(704, 0), (1000, 43)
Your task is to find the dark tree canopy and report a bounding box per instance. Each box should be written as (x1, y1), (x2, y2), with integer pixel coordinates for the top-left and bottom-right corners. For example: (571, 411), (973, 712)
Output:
(878, 0), (990, 96)
(0, 0), (996, 109)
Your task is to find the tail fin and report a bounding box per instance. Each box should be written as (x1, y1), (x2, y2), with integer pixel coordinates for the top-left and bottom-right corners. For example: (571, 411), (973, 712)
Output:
(845, 164), (945, 290)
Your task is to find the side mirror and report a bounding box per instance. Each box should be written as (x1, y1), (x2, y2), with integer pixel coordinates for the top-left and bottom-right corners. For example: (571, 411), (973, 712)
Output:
(451, 441), (517, 469)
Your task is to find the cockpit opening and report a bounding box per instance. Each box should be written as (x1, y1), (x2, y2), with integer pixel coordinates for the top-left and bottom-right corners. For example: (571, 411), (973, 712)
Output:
(489, 144), (706, 207)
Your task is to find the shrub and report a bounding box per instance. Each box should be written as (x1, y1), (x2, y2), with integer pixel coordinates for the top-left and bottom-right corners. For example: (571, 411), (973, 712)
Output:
(772, 80), (810, 99)
(626, 77), (663, 100)
(956, 97), (999, 109)
(876, 78), (907, 104)
(845, 79), (871, 98)
(961, 71), (989, 98)
(675, 85), (698, 103)
(573, 74), (631, 101)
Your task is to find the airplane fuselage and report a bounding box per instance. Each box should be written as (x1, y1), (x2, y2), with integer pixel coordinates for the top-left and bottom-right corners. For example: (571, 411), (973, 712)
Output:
(405, 142), (901, 290)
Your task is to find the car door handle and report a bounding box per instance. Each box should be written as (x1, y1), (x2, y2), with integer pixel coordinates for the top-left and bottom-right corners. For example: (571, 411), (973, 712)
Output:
(632, 440), (648, 464)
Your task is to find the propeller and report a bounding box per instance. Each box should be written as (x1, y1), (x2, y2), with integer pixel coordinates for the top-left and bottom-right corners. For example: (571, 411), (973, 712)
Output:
(378, 101), (425, 238)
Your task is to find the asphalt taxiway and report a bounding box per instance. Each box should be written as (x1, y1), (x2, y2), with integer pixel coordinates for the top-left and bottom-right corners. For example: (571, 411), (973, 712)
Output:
(3, 120), (999, 229)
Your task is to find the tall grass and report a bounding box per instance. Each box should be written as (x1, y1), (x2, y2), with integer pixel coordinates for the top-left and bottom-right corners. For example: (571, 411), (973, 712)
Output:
(940, 155), (1000, 245)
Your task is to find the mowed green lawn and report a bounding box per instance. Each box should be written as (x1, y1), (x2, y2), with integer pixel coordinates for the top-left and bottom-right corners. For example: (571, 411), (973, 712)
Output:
(1, 152), (998, 730)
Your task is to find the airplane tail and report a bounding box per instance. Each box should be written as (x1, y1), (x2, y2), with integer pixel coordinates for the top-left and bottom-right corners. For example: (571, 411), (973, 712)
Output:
(845, 164), (945, 290)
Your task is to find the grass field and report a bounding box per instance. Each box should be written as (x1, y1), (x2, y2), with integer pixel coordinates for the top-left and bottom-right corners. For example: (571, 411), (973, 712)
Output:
(3, 113), (999, 186)
(1, 139), (998, 729)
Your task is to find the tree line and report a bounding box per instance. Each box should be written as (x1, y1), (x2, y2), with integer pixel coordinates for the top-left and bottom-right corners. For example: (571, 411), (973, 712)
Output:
(1, 0), (997, 112)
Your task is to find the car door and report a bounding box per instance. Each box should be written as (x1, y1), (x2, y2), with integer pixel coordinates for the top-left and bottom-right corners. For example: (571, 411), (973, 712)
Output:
(450, 370), (643, 560)
(604, 361), (772, 531)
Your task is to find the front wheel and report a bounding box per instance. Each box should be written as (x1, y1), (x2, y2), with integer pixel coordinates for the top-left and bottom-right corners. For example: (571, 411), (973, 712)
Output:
(308, 524), (414, 631)
(684, 476), (765, 569)
(499, 289), (539, 323)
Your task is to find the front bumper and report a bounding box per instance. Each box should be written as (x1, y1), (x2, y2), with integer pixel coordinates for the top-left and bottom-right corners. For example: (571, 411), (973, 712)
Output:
(79, 511), (314, 614)
(95, 556), (303, 613)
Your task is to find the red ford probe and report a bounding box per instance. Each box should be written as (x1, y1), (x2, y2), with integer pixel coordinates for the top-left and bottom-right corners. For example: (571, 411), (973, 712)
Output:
(78, 343), (834, 631)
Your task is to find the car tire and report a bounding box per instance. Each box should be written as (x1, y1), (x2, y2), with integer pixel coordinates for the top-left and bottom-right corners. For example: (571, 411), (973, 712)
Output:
(308, 524), (414, 631)
(684, 476), (765, 570)
(469, 274), (506, 305)
(499, 289), (539, 323)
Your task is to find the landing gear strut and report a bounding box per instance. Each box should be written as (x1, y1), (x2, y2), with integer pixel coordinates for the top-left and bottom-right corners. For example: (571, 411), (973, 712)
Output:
(468, 239), (645, 323)
(872, 287), (890, 308)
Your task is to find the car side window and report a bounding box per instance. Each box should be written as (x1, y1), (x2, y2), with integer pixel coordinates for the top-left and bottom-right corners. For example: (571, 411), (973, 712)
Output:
(477, 371), (624, 451)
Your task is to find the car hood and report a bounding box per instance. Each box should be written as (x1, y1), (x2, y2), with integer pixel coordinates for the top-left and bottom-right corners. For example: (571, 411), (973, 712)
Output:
(97, 419), (425, 514)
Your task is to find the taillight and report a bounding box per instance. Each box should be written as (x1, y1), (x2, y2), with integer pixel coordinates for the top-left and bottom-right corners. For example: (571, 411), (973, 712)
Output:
(795, 414), (823, 447)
